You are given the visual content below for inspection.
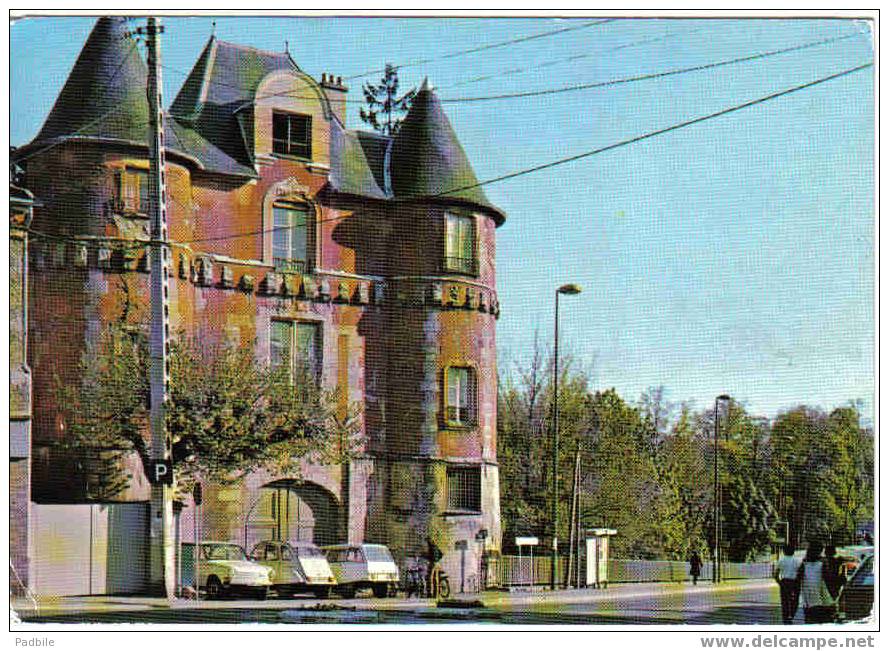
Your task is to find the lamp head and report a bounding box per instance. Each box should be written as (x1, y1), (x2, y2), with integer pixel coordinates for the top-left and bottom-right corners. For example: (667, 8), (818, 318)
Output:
(557, 283), (582, 295)
(716, 394), (730, 402)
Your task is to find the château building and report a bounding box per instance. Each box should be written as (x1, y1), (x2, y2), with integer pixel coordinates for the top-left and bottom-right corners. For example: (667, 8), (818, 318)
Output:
(12, 16), (504, 596)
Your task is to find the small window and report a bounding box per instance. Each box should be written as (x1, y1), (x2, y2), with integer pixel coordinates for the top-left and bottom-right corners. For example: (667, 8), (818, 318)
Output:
(447, 466), (482, 512)
(265, 544), (279, 561)
(272, 203), (310, 273)
(271, 320), (321, 382)
(273, 112), (312, 159)
(116, 168), (150, 215)
(445, 366), (477, 426)
(444, 212), (476, 274)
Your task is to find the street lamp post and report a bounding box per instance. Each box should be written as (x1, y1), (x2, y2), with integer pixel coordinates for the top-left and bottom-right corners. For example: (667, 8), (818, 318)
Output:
(551, 283), (582, 590)
(713, 394), (730, 583)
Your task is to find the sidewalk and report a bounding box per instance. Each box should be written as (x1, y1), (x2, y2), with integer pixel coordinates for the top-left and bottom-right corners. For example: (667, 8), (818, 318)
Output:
(12, 579), (775, 622)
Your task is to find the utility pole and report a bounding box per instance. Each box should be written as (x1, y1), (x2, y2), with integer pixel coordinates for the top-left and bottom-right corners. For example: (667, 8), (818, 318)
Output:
(144, 16), (175, 598)
(566, 441), (580, 588)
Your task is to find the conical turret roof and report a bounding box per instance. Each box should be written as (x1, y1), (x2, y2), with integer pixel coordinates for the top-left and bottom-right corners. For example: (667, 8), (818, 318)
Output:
(35, 16), (149, 144)
(390, 84), (504, 224)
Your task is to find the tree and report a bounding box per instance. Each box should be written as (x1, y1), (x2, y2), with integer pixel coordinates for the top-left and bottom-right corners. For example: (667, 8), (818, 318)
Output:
(359, 64), (416, 135)
(55, 321), (362, 499)
(770, 404), (873, 547)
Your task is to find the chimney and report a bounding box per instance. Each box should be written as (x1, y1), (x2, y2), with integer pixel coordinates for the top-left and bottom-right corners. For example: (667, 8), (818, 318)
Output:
(320, 72), (348, 124)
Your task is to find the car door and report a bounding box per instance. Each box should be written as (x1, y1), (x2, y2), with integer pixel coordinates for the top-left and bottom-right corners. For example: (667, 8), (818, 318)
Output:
(264, 542), (285, 584)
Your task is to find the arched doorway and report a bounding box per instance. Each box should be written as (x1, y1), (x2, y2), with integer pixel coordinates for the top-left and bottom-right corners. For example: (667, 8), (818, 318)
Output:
(243, 480), (341, 551)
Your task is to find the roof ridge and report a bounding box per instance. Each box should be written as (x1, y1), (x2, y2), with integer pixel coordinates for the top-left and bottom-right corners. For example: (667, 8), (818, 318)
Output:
(214, 38), (296, 63)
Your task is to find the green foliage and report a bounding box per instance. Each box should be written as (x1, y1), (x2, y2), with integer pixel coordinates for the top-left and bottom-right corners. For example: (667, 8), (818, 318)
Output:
(770, 405), (873, 547)
(55, 323), (362, 498)
(498, 344), (873, 561)
(359, 64), (416, 135)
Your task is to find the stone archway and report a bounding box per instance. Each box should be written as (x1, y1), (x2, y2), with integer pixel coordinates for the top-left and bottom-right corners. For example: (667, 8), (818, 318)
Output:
(244, 479), (341, 550)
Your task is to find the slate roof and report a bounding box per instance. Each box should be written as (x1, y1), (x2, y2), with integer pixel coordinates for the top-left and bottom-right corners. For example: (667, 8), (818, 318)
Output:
(21, 18), (504, 222)
(34, 16), (149, 145)
(170, 36), (305, 173)
(19, 18), (255, 178)
(390, 83), (504, 224)
(328, 122), (390, 200)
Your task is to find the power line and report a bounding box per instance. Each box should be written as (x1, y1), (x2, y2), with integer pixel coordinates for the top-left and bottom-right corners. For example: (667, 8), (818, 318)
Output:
(343, 18), (618, 81)
(437, 31), (861, 103)
(13, 40), (142, 165)
(72, 61), (868, 251)
(440, 23), (710, 90)
(225, 18), (620, 110)
(226, 30), (861, 110)
(428, 62), (872, 200)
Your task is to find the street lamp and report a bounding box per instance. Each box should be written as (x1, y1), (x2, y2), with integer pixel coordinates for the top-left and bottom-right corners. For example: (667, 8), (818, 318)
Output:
(713, 394), (730, 583)
(551, 283), (582, 590)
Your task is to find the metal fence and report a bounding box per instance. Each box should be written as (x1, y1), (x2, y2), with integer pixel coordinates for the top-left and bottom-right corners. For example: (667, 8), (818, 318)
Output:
(494, 555), (774, 588)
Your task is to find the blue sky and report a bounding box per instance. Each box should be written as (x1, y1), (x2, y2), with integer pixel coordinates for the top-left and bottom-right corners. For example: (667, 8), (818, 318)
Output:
(10, 15), (875, 422)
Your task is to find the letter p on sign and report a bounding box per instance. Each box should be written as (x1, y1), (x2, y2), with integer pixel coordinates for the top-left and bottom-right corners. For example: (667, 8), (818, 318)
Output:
(148, 459), (173, 486)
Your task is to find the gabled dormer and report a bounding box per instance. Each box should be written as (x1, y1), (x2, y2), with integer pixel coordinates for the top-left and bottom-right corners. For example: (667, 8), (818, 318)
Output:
(170, 36), (338, 174)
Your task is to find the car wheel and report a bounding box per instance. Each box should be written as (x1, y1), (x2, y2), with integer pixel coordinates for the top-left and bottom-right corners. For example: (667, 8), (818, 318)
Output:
(339, 585), (356, 599)
(372, 583), (389, 598)
(312, 586), (332, 599)
(254, 586), (268, 601)
(206, 576), (224, 600)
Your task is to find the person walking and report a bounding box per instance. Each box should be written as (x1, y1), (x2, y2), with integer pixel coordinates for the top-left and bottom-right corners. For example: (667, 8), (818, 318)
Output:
(689, 550), (703, 585)
(425, 537), (443, 597)
(775, 545), (802, 624)
(822, 545), (848, 601)
(798, 542), (837, 623)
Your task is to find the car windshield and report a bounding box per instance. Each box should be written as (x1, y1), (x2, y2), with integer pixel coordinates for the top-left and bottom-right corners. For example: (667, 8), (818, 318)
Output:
(850, 557), (874, 587)
(364, 546), (394, 563)
(202, 543), (247, 561)
(295, 545), (325, 559)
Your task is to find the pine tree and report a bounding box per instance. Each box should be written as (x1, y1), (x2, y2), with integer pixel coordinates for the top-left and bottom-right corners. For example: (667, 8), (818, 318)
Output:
(359, 64), (416, 135)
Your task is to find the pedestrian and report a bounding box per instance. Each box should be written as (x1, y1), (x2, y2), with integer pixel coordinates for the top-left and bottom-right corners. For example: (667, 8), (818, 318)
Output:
(798, 542), (837, 623)
(774, 544), (802, 624)
(822, 545), (848, 601)
(425, 536), (443, 597)
(689, 550), (703, 585)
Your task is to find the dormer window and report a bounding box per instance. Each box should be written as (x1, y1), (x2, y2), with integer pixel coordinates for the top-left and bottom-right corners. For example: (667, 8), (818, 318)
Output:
(272, 112), (312, 159)
(272, 202), (310, 273)
(115, 167), (149, 215)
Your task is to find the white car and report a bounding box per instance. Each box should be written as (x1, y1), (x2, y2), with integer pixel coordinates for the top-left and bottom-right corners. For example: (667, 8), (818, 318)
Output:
(250, 540), (337, 598)
(323, 543), (400, 598)
(183, 541), (273, 600)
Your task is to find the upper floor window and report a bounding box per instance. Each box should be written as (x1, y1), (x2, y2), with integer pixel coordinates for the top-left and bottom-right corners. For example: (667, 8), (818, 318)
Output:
(444, 212), (476, 274)
(446, 465), (482, 513)
(270, 320), (321, 382)
(445, 365), (477, 426)
(272, 203), (310, 273)
(273, 112), (312, 159)
(115, 167), (149, 215)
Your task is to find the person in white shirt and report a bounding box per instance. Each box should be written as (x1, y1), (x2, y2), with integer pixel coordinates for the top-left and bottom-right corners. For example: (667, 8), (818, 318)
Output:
(775, 545), (802, 623)
(798, 541), (837, 623)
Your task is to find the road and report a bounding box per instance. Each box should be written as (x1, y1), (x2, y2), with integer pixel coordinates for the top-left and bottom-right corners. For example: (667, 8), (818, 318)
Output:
(15, 580), (806, 626)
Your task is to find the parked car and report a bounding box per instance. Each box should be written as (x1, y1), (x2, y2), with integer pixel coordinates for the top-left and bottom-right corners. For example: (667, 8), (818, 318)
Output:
(249, 540), (337, 598)
(183, 541), (273, 600)
(839, 554), (874, 622)
(323, 543), (400, 598)
(837, 545), (874, 575)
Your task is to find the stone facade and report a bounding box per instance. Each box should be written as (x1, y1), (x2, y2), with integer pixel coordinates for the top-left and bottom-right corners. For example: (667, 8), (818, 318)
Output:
(15, 17), (504, 590)
(10, 182), (34, 595)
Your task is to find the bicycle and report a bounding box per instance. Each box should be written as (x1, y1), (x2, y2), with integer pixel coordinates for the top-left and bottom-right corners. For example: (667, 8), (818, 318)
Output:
(429, 565), (451, 599)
